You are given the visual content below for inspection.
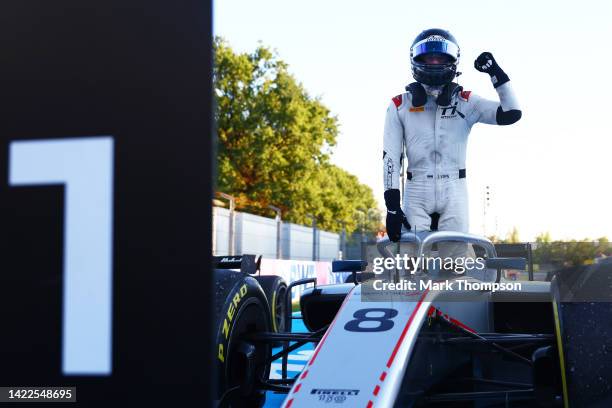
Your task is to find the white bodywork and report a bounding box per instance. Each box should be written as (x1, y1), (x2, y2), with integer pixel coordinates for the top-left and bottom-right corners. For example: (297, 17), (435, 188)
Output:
(282, 285), (491, 408)
(282, 232), (503, 408)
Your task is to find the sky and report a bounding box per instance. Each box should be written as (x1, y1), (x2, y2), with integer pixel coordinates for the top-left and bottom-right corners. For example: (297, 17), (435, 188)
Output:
(214, 0), (612, 241)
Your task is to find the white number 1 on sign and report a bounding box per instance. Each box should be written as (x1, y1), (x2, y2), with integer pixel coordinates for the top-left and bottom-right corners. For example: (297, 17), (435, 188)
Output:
(9, 137), (114, 375)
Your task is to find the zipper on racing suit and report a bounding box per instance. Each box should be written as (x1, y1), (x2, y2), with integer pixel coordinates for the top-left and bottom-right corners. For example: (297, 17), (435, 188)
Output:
(433, 102), (439, 211)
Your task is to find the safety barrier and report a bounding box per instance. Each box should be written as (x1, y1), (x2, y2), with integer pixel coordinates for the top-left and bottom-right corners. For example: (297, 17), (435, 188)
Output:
(212, 206), (342, 261)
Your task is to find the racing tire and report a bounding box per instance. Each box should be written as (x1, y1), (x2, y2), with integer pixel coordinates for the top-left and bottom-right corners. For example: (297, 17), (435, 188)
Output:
(214, 270), (272, 408)
(254, 275), (290, 335)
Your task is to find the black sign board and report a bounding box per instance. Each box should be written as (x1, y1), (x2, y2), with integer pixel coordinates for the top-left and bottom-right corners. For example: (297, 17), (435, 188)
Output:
(0, 1), (213, 406)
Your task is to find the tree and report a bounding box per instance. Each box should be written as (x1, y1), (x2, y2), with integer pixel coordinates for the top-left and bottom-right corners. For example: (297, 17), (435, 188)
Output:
(595, 237), (611, 256)
(535, 232), (552, 244)
(532, 232), (611, 267)
(213, 37), (380, 233)
(486, 234), (501, 243)
(506, 227), (521, 244)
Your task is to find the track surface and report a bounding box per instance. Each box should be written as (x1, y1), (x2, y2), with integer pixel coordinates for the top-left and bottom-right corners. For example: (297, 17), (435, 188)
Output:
(264, 314), (313, 408)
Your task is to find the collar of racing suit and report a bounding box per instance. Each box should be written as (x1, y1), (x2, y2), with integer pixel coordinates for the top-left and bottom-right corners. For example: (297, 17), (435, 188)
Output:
(422, 84), (444, 97)
(424, 82), (463, 107)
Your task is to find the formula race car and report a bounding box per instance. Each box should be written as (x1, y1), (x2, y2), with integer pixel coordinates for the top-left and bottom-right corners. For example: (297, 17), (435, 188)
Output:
(213, 231), (612, 408)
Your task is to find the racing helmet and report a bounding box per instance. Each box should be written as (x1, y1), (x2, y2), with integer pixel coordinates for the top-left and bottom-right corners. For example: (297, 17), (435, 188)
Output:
(410, 28), (460, 86)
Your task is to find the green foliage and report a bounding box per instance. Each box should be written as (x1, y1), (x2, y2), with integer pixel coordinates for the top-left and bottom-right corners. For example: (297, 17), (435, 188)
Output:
(488, 227), (521, 244)
(532, 233), (610, 267)
(535, 232), (552, 244)
(506, 227), (521, 244)
(490, 230), (610, 267)
(213, 37), (380, 234)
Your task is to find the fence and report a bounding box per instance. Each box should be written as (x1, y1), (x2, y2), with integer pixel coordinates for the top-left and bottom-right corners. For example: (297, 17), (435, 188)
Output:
(212, 206), (345, 261)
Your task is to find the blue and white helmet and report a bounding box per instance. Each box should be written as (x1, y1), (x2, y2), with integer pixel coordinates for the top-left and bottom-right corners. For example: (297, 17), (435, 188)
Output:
(410, 28), (460, 86)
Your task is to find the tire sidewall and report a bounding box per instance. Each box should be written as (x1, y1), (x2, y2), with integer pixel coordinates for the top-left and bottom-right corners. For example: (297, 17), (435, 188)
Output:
(254, 275), (289, 333)
(214, 271), (272, 404)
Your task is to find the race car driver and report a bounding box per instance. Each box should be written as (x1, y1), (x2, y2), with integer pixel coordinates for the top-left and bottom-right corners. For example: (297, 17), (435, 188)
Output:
(383, 28), (521, 243)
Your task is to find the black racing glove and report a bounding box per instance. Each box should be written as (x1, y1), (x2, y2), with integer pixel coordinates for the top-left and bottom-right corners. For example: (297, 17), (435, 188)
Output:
(384, 189), (411, 242)
(474, 52), (510, 88)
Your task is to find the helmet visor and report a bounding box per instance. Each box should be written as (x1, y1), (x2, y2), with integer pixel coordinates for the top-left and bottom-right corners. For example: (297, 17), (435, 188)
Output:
(411, 36), (459, 63)
(414, 53), (454, 65)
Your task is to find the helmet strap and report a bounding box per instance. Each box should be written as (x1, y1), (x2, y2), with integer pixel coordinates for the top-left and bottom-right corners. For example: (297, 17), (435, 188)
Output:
(436, 82), (462, 106)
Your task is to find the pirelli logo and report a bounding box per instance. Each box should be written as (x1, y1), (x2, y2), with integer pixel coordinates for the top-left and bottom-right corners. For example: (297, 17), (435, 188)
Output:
(311, 389), (360, 396)
(409, 106), (424, 112)
(217, 283), (248, 363)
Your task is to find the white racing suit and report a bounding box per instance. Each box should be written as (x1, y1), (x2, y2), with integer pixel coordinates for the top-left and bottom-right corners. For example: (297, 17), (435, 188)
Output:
(383, 82), (520, 236)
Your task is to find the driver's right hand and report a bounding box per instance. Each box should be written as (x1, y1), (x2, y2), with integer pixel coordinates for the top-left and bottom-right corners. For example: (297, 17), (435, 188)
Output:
(386, 208), (411, 242)
(384, 189), (411, 242)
